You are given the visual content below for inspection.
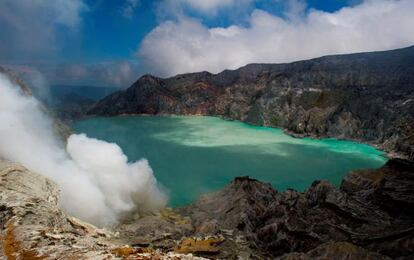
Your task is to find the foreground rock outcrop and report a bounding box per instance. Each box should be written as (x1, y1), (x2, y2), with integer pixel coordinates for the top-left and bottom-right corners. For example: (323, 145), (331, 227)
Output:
(117, 159), (414, 259)
(89, 46), (414, 159)
(0, 160), (205, 259)
(1, 157), (412, 259)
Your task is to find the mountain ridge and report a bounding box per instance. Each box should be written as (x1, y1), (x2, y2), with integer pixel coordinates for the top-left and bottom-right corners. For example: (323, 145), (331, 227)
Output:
(89, 45), (414, 159)
(138, 44), (414, 81)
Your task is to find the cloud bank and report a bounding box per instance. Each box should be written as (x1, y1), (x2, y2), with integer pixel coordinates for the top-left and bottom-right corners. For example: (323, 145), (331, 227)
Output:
(139, 0), (414, 77)
(0, 74), (166, 226)
(178, 0), (253, 15)
(0, 0), (138, 88)
(0, 0), (87, 62)
(122, 0), (141, 19)
(52, 61), (140, 87)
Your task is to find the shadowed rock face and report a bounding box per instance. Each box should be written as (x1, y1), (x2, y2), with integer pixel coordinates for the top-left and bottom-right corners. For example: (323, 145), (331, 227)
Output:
(113, 159), (413, 259)
(256, 159), (414, 258)
(182, 159), (414, 259)
(89, 46), (414, 159)
(1, 159), (411, 259)
(279, 242), (392, 260)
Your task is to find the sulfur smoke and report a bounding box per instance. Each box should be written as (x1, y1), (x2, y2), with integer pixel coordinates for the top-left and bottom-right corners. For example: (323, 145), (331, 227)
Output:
(0, 74), (167, 226)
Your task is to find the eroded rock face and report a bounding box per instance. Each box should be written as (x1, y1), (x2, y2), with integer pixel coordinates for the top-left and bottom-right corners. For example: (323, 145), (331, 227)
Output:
(0, 160), (110, 259)
(117, 159), (414, 259)
(255, 164), (413, 258)
(89, 46), (414, 159)
(1, 157), (412, 259)
(279, 242), (392, 260)
(0, 160), (204, 259)
(212, 159), (413, 259)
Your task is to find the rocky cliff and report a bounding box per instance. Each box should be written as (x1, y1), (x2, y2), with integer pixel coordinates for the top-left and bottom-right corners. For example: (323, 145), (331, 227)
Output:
(89, 46), (414, 159)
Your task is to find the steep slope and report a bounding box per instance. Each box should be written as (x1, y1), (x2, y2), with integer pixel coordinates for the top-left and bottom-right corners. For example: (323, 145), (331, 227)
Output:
(89, 46), (414, 159)
(40, 85), (119, 122)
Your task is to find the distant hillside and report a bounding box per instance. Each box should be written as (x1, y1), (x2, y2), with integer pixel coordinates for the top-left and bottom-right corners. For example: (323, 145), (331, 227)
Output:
(90, 46), (414, 159)
(49, 85), (119, 101)
(34, 85), (119, 121)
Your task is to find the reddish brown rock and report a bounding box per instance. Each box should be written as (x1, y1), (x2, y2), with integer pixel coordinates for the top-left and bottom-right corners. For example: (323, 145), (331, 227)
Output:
(89, 46), (414, 160)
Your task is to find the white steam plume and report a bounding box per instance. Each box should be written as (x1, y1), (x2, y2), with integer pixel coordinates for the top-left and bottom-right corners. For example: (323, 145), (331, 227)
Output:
(0, 74), (167, 226)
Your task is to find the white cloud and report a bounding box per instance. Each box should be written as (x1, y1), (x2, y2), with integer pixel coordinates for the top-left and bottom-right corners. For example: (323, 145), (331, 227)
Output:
(5, 61), (140, 89)
(284, 0), (307, 20)
(122, 0), (141, 19)
(182, 0), (250, 14)
(0, 0), (87, 62)
(157, 0), (254, 19)
(139, 0), (414, 77)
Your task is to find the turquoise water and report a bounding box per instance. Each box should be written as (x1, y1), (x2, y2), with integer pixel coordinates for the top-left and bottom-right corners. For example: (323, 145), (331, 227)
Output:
(73, 116), (387, 207)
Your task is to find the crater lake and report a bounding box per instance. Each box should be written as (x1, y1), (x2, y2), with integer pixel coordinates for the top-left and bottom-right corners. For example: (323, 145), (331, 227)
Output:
(73, 115), (387, 206)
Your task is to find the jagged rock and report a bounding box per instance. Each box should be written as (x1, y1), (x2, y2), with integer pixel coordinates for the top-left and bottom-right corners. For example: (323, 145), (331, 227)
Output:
(254, 164), (411, 258)
(279, 242), (391, 260)
(341, 159), (414, 216)
(116, 177), (272, 259)
(173, 236), (225, 255)
(89, 46), (414, 159)
(11, 157), (407, 259)
(181, 160), (413, 259)
(0, 160), (111, 259)
(180, 176), (278, 234)
(115, 162), (413, 259)
(115, 208), (194, 250)
(0, 160), (204, 259)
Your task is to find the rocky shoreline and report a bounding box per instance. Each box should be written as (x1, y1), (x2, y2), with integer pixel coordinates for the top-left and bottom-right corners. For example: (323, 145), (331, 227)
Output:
(89, 46), (414, 160)
(81, 112), (398, 161)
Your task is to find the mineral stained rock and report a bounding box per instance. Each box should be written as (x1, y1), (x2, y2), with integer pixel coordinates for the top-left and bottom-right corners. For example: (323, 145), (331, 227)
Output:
(117, 159), (414, 259)
(0, 160), (205, 259)
(173, 237), (225, 255)
(279, 242), (392, 260)
(89, 46), (414, 159)
(1, 158), (412, 259)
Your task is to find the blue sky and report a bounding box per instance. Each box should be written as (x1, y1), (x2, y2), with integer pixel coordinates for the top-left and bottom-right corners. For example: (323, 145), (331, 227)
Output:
(0, 0), (413, 87)
(67, 0), (157, 62)
(61, 0), (358, 62)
